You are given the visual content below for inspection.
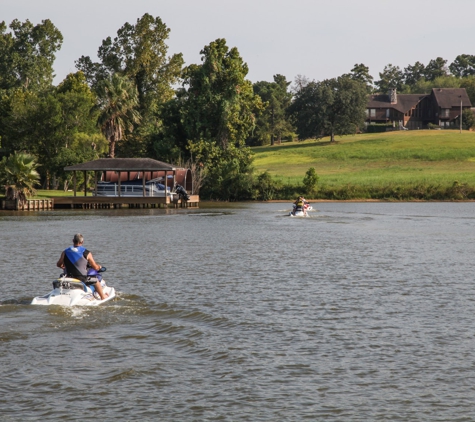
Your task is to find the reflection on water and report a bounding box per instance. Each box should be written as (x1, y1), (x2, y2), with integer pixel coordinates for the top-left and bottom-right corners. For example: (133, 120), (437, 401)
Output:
(1, 202), (475, 421)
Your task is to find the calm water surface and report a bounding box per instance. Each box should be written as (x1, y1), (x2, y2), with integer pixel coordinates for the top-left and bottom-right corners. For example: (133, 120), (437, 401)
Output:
(1, 202), (475, 421)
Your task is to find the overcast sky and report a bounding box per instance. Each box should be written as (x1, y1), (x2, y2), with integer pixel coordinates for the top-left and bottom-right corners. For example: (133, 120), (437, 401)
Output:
(2, 0), (475, 87)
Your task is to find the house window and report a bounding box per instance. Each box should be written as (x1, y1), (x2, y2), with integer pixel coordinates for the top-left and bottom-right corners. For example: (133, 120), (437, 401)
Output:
(386, 109), (390, 118)
(441, 108), (450, 118)
(370, 109), (376, 118)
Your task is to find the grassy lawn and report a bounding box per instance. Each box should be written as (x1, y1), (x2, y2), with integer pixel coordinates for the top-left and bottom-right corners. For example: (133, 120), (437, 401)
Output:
(252, 130), (475, 197)
(33, 190), (91, 199)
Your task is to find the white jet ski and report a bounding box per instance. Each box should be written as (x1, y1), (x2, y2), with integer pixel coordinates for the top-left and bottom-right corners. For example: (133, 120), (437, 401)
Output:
(289, 209), (308, 217)
(289, 203), (313, 217)
(31, 267), (116, 306)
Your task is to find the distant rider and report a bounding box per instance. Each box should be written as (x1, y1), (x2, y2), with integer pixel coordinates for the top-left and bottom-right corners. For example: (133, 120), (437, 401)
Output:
(294, 196), (305, 214)
(57, 233), (108, 300)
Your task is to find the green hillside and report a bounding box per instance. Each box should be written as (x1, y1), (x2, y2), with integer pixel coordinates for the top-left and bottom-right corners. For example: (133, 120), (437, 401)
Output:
(252, 130), (475, 200)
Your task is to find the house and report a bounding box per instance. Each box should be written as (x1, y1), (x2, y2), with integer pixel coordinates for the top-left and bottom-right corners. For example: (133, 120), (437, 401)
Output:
(366, 88), (472, 130)
(430, 88), (472, 128)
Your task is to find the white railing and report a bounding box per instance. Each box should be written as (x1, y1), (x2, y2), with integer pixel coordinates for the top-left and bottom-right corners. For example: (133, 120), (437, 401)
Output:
(95, 184), (170, 197)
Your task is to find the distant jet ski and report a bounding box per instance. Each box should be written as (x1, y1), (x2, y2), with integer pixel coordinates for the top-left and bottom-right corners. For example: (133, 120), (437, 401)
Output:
(289, 202), (313, 217)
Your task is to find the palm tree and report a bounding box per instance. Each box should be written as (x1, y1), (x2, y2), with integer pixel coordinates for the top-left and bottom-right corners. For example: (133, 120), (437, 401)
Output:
(96, 73), (141, 157)
(0, 152), (40, 204)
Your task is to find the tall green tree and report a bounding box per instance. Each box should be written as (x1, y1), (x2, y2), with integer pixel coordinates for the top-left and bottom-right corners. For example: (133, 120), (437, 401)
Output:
(96, 73), (141, 158)
(181, 38), (263, 149)
(76, 14), (183, 123)
(252, 74), (294, 146)
(460, 76), (475, 105)
(171, 38), (264, 199)
(146, 91), (188, 162)
(0, 19), (63, 91)
(375, 64), (404, 93)
(404, 61), (426, 88)
(409, 75), (461, 94)
(349, 63), (374, 93)
(450, 54), (475, 78)
(4, 90), (64, 182)
(424, 57), (449, 81)
(56, 72), (99, 143)
(1, 72), (100, 187)
(288, 76), (368, 142)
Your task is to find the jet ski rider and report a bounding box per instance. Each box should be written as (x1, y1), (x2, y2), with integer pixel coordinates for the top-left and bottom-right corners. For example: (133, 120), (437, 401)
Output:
(295, 195), (305, 209)
(56, 233), (108, 300)
(295, 196), (303, 210)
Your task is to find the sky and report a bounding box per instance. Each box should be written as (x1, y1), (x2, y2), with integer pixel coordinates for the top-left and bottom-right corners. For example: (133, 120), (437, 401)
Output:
(2, 0), (475, 87)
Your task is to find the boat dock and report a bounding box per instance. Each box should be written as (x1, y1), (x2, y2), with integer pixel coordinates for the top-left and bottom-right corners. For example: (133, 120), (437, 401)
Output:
(1, 199), (54, 211)
(53, 195), (199, 209)
(1, 157), (200, 211)
(1, 195), (199, 211)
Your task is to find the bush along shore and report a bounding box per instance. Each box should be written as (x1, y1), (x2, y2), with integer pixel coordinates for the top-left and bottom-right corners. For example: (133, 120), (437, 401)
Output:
(254, 180), (475, 201)
(310, 181), (475, 201)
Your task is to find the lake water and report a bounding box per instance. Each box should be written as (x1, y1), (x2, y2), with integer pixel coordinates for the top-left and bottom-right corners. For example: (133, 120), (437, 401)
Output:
(1, 202), (475, 421)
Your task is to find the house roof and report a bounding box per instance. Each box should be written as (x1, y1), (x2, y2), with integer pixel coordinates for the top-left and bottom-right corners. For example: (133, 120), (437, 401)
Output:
(65, 158), (177, 172)
(368, 88), (473, 113)
(431, 88), (472, 108)
(368, 93), (426, 113)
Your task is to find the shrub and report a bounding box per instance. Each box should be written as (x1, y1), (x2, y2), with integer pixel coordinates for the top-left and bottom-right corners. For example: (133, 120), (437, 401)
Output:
(254, 171), (282, 200)
(303, 167), (319, 197)
(0, 152), (40, 204)
(462, 108), (475, 130)
(366, 124), (393, 133)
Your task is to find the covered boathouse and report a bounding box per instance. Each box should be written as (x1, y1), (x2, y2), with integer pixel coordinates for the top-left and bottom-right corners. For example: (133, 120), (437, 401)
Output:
(54, 158), (198, 209)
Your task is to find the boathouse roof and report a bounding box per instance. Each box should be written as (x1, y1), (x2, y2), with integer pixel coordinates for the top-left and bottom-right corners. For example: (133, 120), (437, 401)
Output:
(65, 158), (176, 172)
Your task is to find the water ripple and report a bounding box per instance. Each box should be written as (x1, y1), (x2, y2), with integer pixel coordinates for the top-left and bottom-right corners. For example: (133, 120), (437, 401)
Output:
(2, 203), (475, 420)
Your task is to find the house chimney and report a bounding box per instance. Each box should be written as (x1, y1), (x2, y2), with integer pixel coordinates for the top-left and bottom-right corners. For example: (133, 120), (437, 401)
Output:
(389, 88), (397, 104)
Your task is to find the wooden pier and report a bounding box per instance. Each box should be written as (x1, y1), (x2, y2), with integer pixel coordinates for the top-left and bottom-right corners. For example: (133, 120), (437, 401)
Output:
(53, 195), (199, 209)
(1, 195), (199, 211)
(1, 199), (54, 211)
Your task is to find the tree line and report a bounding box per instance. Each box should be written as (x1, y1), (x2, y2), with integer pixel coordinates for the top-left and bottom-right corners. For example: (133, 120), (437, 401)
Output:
(1, 15), (475, 200)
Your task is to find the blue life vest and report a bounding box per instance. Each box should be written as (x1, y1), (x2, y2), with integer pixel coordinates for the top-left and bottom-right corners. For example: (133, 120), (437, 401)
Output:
(64, 245), (89, 280)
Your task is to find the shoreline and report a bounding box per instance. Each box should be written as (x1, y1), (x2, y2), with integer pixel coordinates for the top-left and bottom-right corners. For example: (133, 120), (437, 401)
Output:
(261, 198), (475, 203)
